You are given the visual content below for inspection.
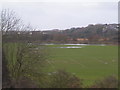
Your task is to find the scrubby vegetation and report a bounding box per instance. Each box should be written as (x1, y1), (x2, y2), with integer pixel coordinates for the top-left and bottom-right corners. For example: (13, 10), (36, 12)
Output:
(3, 43), (48, 88)
(91, 76), (118, 88)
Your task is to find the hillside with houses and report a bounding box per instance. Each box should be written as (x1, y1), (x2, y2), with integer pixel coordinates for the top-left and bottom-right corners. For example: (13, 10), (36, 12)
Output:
(3, 24), (119, 44)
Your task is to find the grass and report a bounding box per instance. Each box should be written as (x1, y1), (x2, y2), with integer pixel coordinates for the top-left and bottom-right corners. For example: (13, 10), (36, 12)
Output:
(3, 43), (118, 87)
(43, 44), (118, 87)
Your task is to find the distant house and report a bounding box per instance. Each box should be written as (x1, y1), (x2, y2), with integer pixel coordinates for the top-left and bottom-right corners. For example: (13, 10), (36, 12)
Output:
(98, 38), (110, 41)
(42, 32), (47, 35)
(77, 38), (88, 41)
(17, 32), (21, 34)
(31, 31), (42, 35)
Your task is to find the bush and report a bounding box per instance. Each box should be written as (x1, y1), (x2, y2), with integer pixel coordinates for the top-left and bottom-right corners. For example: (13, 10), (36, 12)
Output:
(48, 69), (83, 88)
(91, 76), (118, 88)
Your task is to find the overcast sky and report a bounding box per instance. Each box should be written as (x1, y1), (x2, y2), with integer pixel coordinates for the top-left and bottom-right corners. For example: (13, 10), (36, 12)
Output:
(1, 0), (119, 30)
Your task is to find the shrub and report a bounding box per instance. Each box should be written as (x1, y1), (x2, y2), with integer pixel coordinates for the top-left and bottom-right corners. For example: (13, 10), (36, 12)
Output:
(48, 69), (83, 88)
(91, 76), (118, 88)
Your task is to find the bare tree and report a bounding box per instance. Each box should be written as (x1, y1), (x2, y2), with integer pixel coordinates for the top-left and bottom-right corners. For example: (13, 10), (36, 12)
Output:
(1, 9), (37, 43)
(1, 9), (21, 34)
(1, 9), (49, 88)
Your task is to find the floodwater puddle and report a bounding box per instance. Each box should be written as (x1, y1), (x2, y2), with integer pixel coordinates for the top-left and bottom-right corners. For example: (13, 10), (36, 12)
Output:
(57, 46), (82, 48)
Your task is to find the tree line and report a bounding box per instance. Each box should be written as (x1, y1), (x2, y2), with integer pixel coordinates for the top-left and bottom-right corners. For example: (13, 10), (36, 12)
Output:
(3, 23), (119, 44)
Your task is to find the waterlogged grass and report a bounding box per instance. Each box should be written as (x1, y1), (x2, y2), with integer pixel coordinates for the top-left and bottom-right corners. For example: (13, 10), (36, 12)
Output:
(3, 43), (118, 87)
(44, 45), (118, 87)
